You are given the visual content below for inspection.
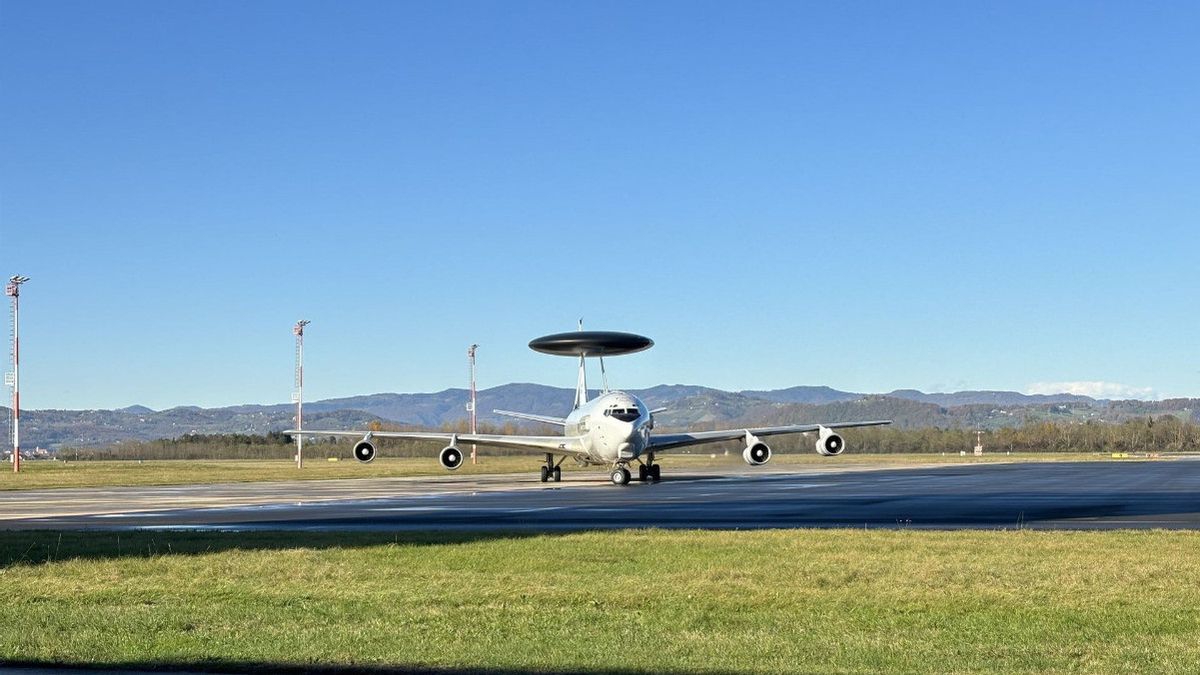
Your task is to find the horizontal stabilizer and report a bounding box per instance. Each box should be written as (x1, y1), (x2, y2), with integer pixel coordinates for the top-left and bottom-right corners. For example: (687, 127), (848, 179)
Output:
(493, 409), (568, 427)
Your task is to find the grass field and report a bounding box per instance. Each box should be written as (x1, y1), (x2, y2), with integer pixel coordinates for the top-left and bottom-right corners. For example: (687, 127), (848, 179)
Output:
(1, 528), (1198, 673)
(0, 452), (1121, 491)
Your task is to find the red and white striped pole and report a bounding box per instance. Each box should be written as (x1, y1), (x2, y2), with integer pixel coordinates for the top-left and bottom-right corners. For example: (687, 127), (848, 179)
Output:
(6, 276), (29, 474)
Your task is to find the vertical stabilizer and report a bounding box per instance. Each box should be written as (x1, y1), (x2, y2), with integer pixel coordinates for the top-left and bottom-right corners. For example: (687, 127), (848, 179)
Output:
(575, 353), (588, 409)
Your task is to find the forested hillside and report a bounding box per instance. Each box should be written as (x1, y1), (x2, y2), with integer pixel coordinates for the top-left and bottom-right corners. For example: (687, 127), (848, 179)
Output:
(6, 385), (1197, 450)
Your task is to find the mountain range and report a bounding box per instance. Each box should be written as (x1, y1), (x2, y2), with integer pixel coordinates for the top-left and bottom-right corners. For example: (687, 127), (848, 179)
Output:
(7, 385), (1196, 450)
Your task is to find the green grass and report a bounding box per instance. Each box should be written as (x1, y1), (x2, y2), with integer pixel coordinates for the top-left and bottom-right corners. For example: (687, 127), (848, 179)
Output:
(2, 529), (1198, 673)
(0, 452), (1114, 491)
(0, 456), (542, 491)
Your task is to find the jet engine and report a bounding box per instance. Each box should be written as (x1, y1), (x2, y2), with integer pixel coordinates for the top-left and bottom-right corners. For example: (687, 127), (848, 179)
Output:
(816, 426), (845, 456)
(743, 440), (772, 466)
(439, 445), (464, 471)
(353, 439), (376, 463)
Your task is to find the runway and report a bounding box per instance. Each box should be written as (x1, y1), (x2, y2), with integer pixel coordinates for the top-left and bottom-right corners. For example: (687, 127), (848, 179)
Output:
(3, 460), (1200, 531)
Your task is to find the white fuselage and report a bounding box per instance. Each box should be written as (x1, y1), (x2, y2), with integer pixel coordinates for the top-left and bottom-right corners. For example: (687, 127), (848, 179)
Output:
(564, 391), (651, 465)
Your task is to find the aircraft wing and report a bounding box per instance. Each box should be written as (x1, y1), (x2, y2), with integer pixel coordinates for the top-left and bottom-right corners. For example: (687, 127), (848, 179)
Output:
(290, 429), (588, 454)
(493, 409), (568, 427)
(647, 420), (892, 452)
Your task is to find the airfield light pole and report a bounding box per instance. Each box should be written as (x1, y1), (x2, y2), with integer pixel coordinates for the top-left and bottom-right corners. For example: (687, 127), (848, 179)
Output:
(467, 344), (478, 465)
(293, 320), (311, 469)
(6, 276), (29, 474)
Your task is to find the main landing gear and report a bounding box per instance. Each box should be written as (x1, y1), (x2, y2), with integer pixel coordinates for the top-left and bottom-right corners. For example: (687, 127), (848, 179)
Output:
(637, 462), (661, 483)
(638, 453), (661, 483)
(540, 453), (563, 483)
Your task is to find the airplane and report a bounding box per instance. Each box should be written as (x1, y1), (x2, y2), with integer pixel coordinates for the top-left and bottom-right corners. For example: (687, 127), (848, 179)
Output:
(290, 330), (892, 486)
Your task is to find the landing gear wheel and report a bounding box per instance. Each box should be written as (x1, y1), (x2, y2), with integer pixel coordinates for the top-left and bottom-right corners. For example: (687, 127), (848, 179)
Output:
(611, 466), (631, 486)
(638, 464), (650, 482)
(541, 453), (557, 484)
(552, 466), (562, 482)
(650, 464), (661, 482)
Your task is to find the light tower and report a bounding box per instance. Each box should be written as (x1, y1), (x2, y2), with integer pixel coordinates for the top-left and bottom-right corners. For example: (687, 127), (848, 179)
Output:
(6, 275), (29, 474)
(293, 320), (311, 469)
(467, 344), (478, 464)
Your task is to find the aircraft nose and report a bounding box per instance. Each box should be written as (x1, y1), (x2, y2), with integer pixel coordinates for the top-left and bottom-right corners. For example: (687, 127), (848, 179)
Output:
(615, 420), (645, 459)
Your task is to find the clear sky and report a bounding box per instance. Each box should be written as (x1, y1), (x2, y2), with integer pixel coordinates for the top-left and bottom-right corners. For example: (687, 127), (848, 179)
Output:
(1, 1), (1197, 410)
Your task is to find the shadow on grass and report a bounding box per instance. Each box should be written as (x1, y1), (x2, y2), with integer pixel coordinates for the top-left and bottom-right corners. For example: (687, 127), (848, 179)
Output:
(0, 660), (724, 674)
(0, 530), (562, 568)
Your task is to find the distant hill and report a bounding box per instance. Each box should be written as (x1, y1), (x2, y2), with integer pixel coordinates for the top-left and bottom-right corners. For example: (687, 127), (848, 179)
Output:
(5, 385), (1194, 450)
(729, 386), (1099, 408)
(12, 407), (386, 450)
(882, 389), (1096, 407)
(116, 404), (156, 415)
(738, 386), (862, 405)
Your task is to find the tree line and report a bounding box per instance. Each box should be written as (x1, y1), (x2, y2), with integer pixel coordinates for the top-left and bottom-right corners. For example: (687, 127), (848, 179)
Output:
(54, 416), (1200, 461)
(772, 416), (1200, 455)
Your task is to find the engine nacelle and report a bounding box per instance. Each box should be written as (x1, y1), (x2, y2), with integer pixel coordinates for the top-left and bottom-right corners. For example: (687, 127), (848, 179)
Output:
(816, 426), (846, 456)
(743, 441), (772, 466)
(353, 439), (376, 463)
(439, 445), (464, 471)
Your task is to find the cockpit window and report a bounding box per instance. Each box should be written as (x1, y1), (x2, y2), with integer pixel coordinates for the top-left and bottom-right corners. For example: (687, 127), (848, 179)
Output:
(609, 408), (640, 422)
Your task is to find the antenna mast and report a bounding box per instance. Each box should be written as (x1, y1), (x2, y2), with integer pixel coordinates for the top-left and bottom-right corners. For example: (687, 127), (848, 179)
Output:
(467, 343), (478, 465)
(6, 276), (29, 474)
(293, 320), (310, 469)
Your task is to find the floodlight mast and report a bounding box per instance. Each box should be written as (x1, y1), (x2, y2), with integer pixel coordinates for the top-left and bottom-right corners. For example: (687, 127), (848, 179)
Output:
(293, 320), (311, 469)
(467, 344), (478, 465)
(6, 276), (29, 474)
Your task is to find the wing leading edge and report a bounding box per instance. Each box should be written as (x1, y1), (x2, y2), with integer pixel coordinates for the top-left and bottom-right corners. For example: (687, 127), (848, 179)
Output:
(289, 429), (587, 454)
(647, 420), (892, 452)
(492, 409), (568, 427)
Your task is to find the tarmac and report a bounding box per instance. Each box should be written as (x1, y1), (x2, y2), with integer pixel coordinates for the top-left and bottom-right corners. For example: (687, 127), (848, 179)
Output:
(3, 459), (1200, 531)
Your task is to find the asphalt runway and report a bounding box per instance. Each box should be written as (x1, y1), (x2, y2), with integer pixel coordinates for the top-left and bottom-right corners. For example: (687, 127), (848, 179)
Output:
(4, 459), (1200, 531)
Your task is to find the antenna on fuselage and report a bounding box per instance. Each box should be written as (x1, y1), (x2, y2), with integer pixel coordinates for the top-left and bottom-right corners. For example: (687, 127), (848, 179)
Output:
(527, 328), (655, 410)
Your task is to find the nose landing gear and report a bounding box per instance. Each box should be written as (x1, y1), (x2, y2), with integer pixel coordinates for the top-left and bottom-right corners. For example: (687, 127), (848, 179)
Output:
(610, 465), (631, 486)
(614, 455), (661, 486)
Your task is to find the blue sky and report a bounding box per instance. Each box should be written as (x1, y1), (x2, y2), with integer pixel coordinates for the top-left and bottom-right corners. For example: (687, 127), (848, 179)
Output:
(1, 1), (1197, 410)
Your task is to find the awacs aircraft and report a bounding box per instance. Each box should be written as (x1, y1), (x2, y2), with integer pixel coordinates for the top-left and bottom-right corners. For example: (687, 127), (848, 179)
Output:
(292, 331), (891, 486)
